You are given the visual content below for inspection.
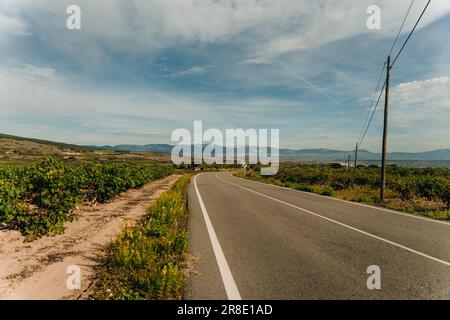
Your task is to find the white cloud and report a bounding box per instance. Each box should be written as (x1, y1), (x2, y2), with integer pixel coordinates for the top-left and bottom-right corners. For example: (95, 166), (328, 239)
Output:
(7, 0), (450, 66)
(354, 76), (450, 151)
(242, 0), (450, 64)
(0, 13), (30, 36)
(2, 1), (450, 150)
(11, 64), (63, 82)
(0, 63), (303, 144)
(0, 64), (209, 121)
(390, 76), (450, 127)
(167, 66), (208, 78)
(0, 8), (31, 54)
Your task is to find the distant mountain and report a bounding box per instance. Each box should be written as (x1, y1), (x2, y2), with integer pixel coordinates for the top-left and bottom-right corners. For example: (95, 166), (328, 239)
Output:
(90, 143), (450, 161)
(3, 131), (450, 163)
(0, 133), (172, 164)
(0, 133), (95, 152)
(383, 149), (450, 161)
(2, 132), (449, 167)
(281, 148), (450, 161)
(92, 144), (173, 154)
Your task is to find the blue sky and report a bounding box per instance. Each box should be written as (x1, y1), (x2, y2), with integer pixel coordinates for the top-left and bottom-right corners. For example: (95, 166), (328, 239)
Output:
(1, 0), (450, 152)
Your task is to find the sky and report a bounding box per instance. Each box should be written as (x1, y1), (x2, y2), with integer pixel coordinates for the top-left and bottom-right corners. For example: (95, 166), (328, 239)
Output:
(1, 0), (450, 152)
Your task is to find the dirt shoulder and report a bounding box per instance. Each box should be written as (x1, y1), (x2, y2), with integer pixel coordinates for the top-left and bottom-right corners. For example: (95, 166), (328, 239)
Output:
(0, 174), (181, 300)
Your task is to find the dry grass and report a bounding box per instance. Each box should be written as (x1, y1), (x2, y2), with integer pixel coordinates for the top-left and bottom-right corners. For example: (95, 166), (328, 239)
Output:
(0, 138), (171, 165)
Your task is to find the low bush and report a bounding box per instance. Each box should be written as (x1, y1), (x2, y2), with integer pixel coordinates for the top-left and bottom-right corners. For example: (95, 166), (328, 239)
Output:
(321, 187), (334, 197)
(0, 157), (174, 239)
(355, 195), (375, 205)
(240, 164), (450, 220)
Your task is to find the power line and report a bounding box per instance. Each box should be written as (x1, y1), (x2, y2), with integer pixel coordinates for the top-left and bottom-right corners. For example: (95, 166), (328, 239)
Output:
(357, 63), (386, 143)
(391, 0), (432, 67)
(356, 1), (409, 147)
(388, 0), (416, 57)
(357, 0), (429, 147)
(353, 0), (432, 202)
(359, 79), (386, 146)
(358, 0), (413, 144)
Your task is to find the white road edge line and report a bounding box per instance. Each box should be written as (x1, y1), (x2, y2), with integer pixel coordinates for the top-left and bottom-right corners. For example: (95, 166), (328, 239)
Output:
(194, 174), (242, 300)
(215, 173), (450, 267)
(232, 173), (450, 226)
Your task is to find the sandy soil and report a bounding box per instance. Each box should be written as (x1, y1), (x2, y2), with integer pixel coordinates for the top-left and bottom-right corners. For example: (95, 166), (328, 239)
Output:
(0, 174), (181, 300)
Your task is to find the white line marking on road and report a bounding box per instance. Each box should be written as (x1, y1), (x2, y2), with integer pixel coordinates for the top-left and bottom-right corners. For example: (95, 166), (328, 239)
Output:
(194, 174), (242, 300)
(232, 173), (450, 226)
(216, 173), (450, 267)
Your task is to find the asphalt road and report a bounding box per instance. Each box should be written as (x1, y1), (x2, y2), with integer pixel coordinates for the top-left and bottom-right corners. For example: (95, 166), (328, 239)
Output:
(184, 172), (450, 300)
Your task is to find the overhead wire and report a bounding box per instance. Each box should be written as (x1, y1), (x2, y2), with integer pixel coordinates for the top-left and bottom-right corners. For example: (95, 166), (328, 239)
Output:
(356, 0), (432, 146)
(391, 0), (432, 67)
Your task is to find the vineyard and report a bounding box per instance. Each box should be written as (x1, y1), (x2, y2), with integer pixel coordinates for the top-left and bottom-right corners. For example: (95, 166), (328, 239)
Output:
(242, 164), (450, 220)
(0, 157), (174, 239)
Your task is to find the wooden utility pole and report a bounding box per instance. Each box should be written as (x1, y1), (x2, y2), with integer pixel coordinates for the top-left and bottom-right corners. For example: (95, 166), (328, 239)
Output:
(354, 142), (359, 172)
(380, 55), (391, 203)
(347, 154), (351, 169)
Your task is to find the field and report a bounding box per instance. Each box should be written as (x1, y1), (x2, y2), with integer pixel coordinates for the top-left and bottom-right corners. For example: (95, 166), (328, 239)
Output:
(0, 157), (174, 239)
(0, 134), (197, 299)
(239, 163), (450, 220)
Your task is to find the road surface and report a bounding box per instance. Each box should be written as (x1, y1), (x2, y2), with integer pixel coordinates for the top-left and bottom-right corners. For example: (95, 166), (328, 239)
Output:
(184, 172), (450, 300)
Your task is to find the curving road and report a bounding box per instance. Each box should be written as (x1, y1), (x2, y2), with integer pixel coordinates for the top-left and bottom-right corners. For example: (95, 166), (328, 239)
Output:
(184, 172), (450, 300)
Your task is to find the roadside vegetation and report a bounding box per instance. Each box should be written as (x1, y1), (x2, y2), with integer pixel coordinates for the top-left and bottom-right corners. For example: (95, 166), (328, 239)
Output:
(90, 174), (191, 300)
(0, 157), (174, 239)
(236, 163), (450, 221)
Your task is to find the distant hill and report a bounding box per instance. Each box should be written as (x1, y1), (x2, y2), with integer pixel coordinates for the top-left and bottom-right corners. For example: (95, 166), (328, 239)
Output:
(3, 133), (449, 166)
(90, 143), (450, 161)
(0, 133), (95, 152)
(0, 134), (170, 164)
(92, 144), (173, 154)
(279, 148), (450, 161)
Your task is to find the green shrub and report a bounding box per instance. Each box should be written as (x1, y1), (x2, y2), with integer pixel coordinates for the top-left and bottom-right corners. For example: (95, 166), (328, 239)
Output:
(443, 185), (450, 209)
(355, 195), (375, 205)
(0, 158), (174, 239)
(0, 180), (27, 229)
(28, 157), (82, 216)
(321, 188), (334, 197)
(295, 184), (315, 193)
(247, 163), (450, 220)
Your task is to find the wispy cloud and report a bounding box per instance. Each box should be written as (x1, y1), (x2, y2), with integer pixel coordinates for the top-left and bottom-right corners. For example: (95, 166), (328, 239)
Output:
(11, 65), (63, 82)
(0, 63), (308, 145)
(167, 66), (208, 78)
(1, 1), (450, 151)
(275, 58), (337, 105)
(8, 1), (449, 67)
(239, 0), (450, 64)
(0, 13), (30, 36)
